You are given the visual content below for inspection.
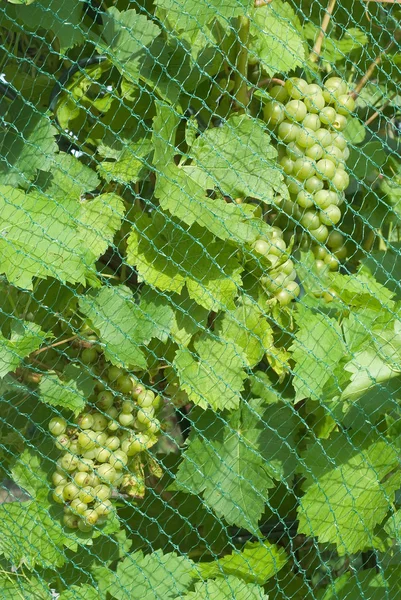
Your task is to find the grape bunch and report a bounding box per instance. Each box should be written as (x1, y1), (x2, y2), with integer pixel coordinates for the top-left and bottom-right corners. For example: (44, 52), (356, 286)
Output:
(252, 226), (300, 306)
(49, 362), (161, 532)
(264, 76), (354, 266)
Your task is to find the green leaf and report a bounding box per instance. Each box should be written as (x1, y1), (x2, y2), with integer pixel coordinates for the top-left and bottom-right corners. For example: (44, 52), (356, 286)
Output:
(99, 8), (160, 72)
(79, 285), (172, 369)
(173, 335), (247, 411)
(126, 213), (243, 311)
(0, 99), (57, 186)
(0, 321), (47, 378)
(197, 541), (288, 585)
(78, 193), (125, 263)
(290, 305), (348, 401)
(348, 141), (387, 181)
(189, 114), (287, 203)
(180, 575), (268, 600)
(174, 401), (275, 530)
(343, 116), (366, 144)
(39, 365), (95, 416)
(169, 289), (209, 347)
(138, 287), (175, 344)
(7, 0), (85, 52)
(361, 244), (401, 300)
(59, 584), (102, 600)
(40, 152), (100, 199)
(0, 501), (69, 569)
(11, 449), (50, 504)
(0, 575), (52, 600)
(321, 568), (401, 600)
(97, 138), (153, 184)
(155, 0), (252, 30)
(298, 432), (400, 555)
(216, 302), (273, 367)
(249, 1), (305, 76)
(304, 24), (368, 63)
(105, 549), (194, 600)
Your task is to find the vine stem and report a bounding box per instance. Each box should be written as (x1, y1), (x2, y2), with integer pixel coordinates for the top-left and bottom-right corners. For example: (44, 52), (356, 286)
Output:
(351, 28), (401, 99)
(30, 335), (78, 357)
(233, 16), (250, 110)
(309, 0), (337, 62)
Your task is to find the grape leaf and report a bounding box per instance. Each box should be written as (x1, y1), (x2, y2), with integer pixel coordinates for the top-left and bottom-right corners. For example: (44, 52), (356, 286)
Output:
(0, 575), (52, 600)
(174, 401), (276, 530)
(12, 0), (85, 51)
(0, 186), (122, 289)
(168, 289), (209, 346)
(105, 549), (194, 600)
(126, 213), (243, 311)
(99, 8), (160, 73)
(215, 302), (273, 367)
(197, 541), (288, 584)
(249, 1), (305, 76)
(180, 575), (268, 600)
(321, 568), (401, 600)
(0, 501), (69, 568)
(97, 138), (153, 184)
(155, 0), (252, 31)
(59, 584), (102, 600)
(138, 287), (175, 345)
(190, 114), (287, 203)
(11, 449), (50, 504)
(79, 285), (173, 369)
(39, 365), (95, 415)
(290, 305), (348, 401)
(304, 24), (368, 63)
(40, 152), (100, 199)
(173, 335), (247, 411)
(0, 99), (57, 187)
(0, 321), (47, 378)
(297, 432), (400, 555)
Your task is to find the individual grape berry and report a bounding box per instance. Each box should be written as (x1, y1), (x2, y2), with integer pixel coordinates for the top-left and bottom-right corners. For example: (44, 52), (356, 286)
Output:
(81, 348), (98, 365)
(95, 447), (112, 463)
(63, 483), (80, 501)
(324, 145), (344, 165)
(77, 413), (94, 430)
(70, 499), (88, 515)
(277, 121), (301, 143)
(132, 383), (146, 398)
(53, 485), (65, 504)
(302, 113), (321, 131)
(146, 419), (161, 434)
(287, 178), (303, 196)
(305, 144), (324, 161)
(279, 156), (294, 175)
(301, 211), (320, 231)
(96, 463), (117, 483)
(94, 499), (113, 516)
(285, 77), (309, 99)
(286, 142), (304, 160)
(93, 484), (111, 501)
(78, 430), (97, 450)
(327, 231), (344, 249)
(331, 169), (349, 191)
(92, 413), (108, 432)
(136, 390), (155, 408)
(320, 205), (342, 226)
(60, 453), (79, 472)
(319, 106), (337, 125)
(269, 85), (288, 103)
(313, 245), (328, 261)
(94, 431), (108, 447)
(116, 375), (133, 394)
(96, 391), (114, 411)
(315, 159), (336, 180)
(335, 94), (356, 115)
(292, 157), (315, 180)
(305, 92), (325, 113)
(63, 514), (79, 529)
(324, 254), (340, 271)
(105, 436), (120, 451)
(107, 366), (124, 382)
(304, 176), (323, 194)
(333, 245), (348, 260)
(82, 509), (99, 526)
(74, 471), (93, 488)
(332, 114), (347, 131)
(77, 458), (95, 473)
(296, 190), (314, 209)
(323, 77), (348, 102)
(309, 224), (329, 243)
(49, 417), (67, 436)
(109, 450), (128, 470)
(119, 412), (135, 427)
(276, 281), (300, 305)
(121, 399), (135, 414)
(285, 100), (307, 122)
(263, 101), (285, 125)
(297, 128), (318, 149)
(314, 128), (332, 147)
(55, 435), (71, 451)
(52, 471), (68, 487)
(331, 132), (347, 151)
(79, 486), (96, 504)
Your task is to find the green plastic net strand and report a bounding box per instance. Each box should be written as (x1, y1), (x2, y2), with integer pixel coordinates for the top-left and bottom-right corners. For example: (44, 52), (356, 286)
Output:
(1, 0), (401, 598)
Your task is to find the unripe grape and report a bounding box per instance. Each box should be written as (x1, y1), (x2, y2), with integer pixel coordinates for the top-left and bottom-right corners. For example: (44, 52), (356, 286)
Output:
(78, 413), (94, 430)
(93, 484), (111, 502)
(132, 383), (146, 398)
(49, 417), (67, 436)
(269, 85), (288, 103)
(94, 499), (113, 516)
(278, 121), (301, 142)
(331, 132), (347, 151)
(52, 472), (68, 486)
(281, 259), (295, 275)
(109, 450), (128, 470)
(276, 281), (300, 305)
(95, 447), (112, 463)
(146, 419), (160, 434)
(107, 366), (124, 382)
(82, 509), (99, 526)
(305, 144), (324, 161)
(285, 100), (307, 122)
(285, 77), (309, 99)
(304, 176), (323, 194)
(327, 231), (344, 249)
(92, 413), (108, 432)
(96, 391), (114, 411)
(298, 128), (317, 149)
(64, 514), (79, 529)
(313, 245), (328, 260)
(53, 485), (65, 504)
(319, 106), (337, 125)
(292, 157), (315, 180)
(106, 406), (118, 419)
(324, 254), (340, 271)
(74, 471), (93, 488)
(77, 458), (95, 473)
(316, 159), (336, 180)
(315, 259), (325, 270)
(107, 420), (119, 432)
(343, 147), (350, 161)
(81, 348), (98, 365)
(314, 190), (334, 210)
(309, 224), (329, 243)
(296, 190), (314, 209)
(332, 114), (347, 131)
(301, 211), (320, 231)
(320, 205), (342, 225)
(96, 463), (117, 483)
(331, 169), (349, 191)
(82, 448), (97, 460)
(302, 113), (321, 131)
(333, 245), (348, 260)
(78, 430), (97, 450)
(69, 440), (79, 455)
(263, 101), (285, 125)
(324, 145), (344, 165)
(105, 436), (120, 451)
(119, 412), (135, 427)
(305, 93), (325, 113)
(63, 483), (80, 501)
(70, 499), (88, 515)
(55, 434), (70, 451)
(287, 178), (303, 196)
(314, 128), (332, 147)
(286, 142), (304, 160)
(279, 156), (294, 175)
(116, 375), (133, 394)
(94, 431), (108, 447)
(323, 77), (348, 102)
(266, 254), (280, 268)
(61, 453), (79, 472)
(335, 94), (355, 115)
(79, 486), (96, 503)
(268, 237), (287, 256)
(121, 399), (135, 413)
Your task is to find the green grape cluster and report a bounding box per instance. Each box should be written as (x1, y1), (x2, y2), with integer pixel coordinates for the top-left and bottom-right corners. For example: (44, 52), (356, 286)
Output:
(49, 360), (161, 532)
(252, 226), (300, 306)
(264, 77), (354, 257)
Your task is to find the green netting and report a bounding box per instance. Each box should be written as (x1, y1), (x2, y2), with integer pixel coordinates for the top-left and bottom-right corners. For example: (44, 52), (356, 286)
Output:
(1, 0), (401, 598)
